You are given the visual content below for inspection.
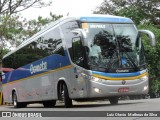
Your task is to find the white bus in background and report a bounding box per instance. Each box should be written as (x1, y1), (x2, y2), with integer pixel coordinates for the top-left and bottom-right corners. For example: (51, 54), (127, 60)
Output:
(2, 14), (155, 108)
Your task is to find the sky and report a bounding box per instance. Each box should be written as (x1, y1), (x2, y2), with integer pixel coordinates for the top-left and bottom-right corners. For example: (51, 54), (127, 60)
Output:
(21, 0), (104, 20)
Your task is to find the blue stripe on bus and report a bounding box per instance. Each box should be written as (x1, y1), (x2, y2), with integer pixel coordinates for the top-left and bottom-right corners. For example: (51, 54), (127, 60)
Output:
(92, 69), (147, 78)
(2, 51), (71, 84)
(80, 17), (133, 23)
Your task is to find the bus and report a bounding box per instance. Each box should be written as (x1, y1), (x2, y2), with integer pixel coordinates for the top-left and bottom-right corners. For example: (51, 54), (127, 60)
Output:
(0, 68), (13, 105)
(2, 14), (155, 108)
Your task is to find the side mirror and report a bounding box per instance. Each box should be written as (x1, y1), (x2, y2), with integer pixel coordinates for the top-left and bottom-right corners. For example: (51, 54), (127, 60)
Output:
(138, 30), (155, 47)
(71, 29), (87, 38)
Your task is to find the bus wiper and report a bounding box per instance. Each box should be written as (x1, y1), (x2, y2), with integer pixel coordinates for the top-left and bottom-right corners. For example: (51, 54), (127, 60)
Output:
(106, 49), (119, 69)
(116, 35), (139, 70)
(121, 47), (139, 70)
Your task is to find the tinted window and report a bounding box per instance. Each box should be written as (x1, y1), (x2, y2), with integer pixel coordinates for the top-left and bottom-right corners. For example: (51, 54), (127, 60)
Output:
(61, 21), (80, 62)
(54, 47), (65, 56)
(61, 21), (80, 48)
(3, 27), (63, 69)
(72, 37), (84, 66)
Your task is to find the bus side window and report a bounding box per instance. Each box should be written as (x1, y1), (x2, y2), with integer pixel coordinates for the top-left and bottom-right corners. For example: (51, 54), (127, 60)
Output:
(54, 46), (65, 56)
(60, 21), (80, 64)
(72, 37), (84, 67)
(61, 21), (80, 48)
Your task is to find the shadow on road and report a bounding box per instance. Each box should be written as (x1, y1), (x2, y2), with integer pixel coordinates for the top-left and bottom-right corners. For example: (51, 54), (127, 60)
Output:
(3, 101), (145, 109)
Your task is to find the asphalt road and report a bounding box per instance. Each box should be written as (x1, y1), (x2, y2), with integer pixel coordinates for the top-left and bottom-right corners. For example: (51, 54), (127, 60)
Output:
(0, 98), (160, 120)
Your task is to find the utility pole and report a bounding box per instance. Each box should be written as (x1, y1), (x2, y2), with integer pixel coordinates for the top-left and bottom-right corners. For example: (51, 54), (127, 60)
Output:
(0, 15), (3, 105)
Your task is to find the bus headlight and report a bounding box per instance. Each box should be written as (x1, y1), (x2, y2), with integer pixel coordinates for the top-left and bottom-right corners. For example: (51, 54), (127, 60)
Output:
(94, 88), (102, 93)
(143, 85), (148, 91)
(140, 75), (148, 81)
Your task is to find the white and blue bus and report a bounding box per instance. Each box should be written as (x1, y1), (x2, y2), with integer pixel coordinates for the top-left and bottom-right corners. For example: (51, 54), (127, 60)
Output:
(2, 14), (155, 108)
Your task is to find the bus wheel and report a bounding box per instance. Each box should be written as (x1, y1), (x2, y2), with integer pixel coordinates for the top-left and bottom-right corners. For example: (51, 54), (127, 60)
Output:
(109, 97), (119, 105)
(63, 84), (72, 108)
(12, 92), (27, 108)
(13, 92), (19, 108)
(43, 100), (56, 108)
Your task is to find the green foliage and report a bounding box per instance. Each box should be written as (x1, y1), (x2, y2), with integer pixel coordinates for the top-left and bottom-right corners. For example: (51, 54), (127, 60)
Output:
(2, 48), (10, 55)
(94, 0), (160, 25)
(138, 24), (160, 95)
(0, 0), (53, 61)
(151, 79), (160, 95)
(0, 15), (22, 40)
(0, 0), (52, 15)
(138, 24), (160, 78)
(25, 13), (63, 37)
(0, 13), (63, 50)
(116, 6), (146, 25)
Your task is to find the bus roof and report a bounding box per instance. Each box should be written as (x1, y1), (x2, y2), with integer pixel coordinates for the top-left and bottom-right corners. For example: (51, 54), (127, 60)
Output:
(78, 14), (133, 23)
(3, 14), (134, 58)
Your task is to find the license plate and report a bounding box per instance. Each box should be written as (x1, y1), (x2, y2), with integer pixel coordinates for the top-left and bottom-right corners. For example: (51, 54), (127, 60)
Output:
(118, 88), (129, 92)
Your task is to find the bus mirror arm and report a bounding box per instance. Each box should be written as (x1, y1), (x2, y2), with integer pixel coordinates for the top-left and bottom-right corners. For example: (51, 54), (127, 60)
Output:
(138, 30), (155, 47)
(71, 29), (87, 39)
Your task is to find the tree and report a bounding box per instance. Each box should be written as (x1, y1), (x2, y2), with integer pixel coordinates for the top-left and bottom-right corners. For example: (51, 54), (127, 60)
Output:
(93, 0), (117, 15)
(21, 13), (63, 39)
(94, 0), (160, 26)
(0, 0), (52, 60)
(0, 13), (63, 50)
(116, 6), (146, 25)
(138, 24), (160, 97)
(0, 0), (52, 15)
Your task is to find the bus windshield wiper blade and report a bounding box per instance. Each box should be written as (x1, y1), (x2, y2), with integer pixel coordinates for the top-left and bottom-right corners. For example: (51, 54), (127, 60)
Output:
(89, 62), (108, 69)
(115, 35), (138, 70)
(121, 47), (139, 70)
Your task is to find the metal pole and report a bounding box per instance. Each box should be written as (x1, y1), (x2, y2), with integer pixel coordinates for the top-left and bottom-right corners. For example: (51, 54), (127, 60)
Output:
(0, 15), (2, 105)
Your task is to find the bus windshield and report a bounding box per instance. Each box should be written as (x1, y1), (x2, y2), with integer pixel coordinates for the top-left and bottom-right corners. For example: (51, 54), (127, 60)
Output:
(83, 23), (145, 72)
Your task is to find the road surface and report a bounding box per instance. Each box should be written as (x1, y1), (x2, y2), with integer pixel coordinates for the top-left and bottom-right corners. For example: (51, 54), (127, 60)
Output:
(0, 98), (160, 120)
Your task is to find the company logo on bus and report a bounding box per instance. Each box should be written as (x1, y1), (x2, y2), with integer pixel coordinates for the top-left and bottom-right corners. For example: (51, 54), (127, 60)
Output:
(116, 69), (129, 73)
(30, 61), (47, 74)
(122, 80), (126, 85)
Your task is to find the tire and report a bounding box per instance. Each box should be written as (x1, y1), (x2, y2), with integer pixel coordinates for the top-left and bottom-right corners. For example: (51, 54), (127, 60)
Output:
(43, 100), (56, 108)
(109, 97), (119, 105)
(12, 92), (27, 108)
(63, 84), (72, 108)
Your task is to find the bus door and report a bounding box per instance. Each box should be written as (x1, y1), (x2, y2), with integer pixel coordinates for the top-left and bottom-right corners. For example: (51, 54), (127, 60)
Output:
(70, 37), (88, 98)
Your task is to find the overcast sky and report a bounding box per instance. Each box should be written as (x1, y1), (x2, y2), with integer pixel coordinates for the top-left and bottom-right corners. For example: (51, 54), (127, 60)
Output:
(21, 0), (103, 20)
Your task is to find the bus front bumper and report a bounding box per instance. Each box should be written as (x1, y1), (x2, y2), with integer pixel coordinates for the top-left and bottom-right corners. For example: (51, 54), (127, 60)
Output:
(88, 75), (149, 98)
